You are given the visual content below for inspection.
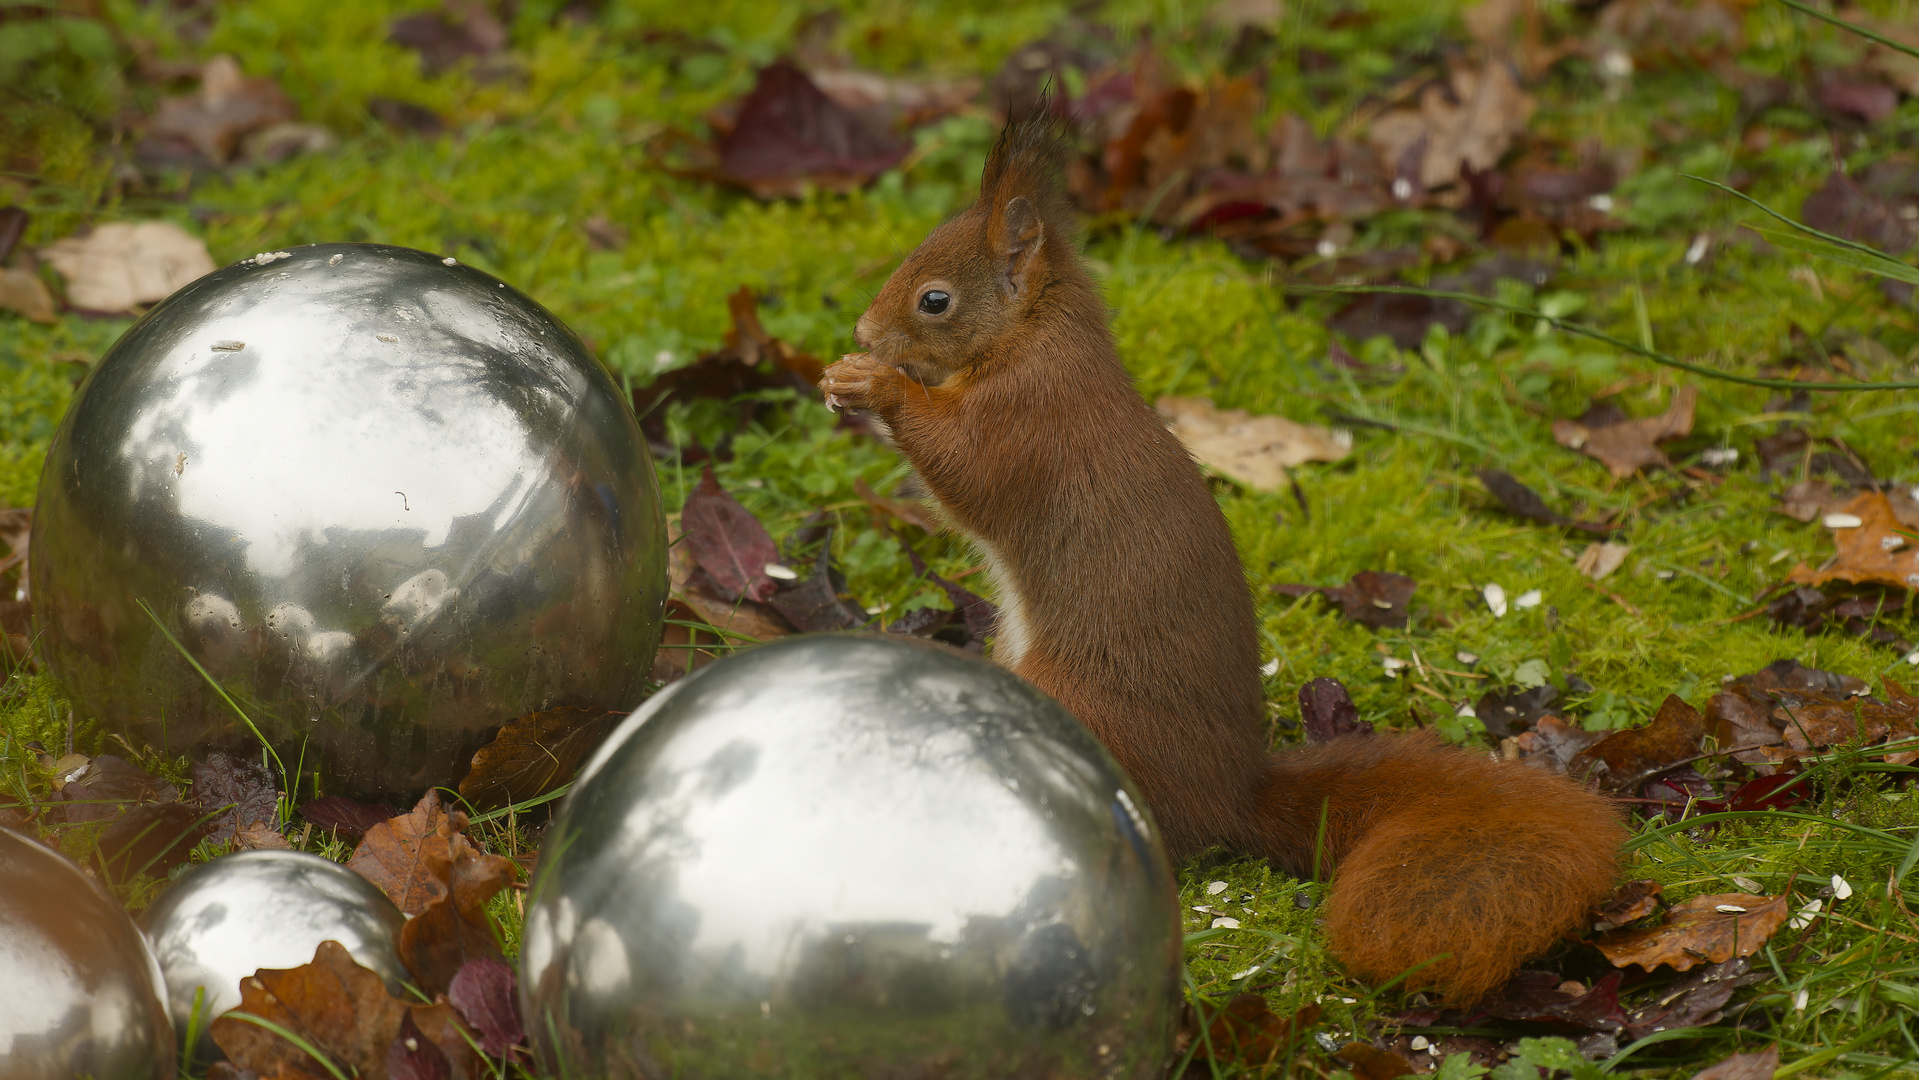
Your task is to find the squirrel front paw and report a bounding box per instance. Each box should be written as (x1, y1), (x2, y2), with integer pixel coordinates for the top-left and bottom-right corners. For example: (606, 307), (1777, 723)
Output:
(820, 352), (901, 414)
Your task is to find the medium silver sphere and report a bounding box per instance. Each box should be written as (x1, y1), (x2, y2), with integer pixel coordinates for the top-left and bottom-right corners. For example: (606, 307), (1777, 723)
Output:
(520, 634), (1182, 1078)
(140, 850), (408, 1064)
(0, 826), (175, 1080)
(30, 243), (667, 802)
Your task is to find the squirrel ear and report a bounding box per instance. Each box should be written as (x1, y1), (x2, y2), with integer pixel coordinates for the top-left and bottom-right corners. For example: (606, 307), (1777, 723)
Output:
(996, 196), (1045, 299)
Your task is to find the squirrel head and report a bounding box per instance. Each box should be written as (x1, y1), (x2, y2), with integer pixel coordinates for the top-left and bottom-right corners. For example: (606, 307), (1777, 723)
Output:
(853, 113), (1079, 383)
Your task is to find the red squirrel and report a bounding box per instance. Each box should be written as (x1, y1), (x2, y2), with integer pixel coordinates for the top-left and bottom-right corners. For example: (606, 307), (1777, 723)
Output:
(818, 116), (1625, 1003)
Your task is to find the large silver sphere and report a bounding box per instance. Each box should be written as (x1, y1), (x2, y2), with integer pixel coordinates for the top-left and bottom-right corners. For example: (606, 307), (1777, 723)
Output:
(30, 243), (667, 801)
(140, 850), (408, 1064)
(0, 826), (175, 1079)
(521, 634), (1182, 1078)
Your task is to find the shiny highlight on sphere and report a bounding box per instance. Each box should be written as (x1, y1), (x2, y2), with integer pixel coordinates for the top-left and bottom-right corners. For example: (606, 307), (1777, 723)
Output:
(30, 243), (667, 801)
(140, 850), (408, 1064)
(0, 826), (175, 1080)
(521, 634), (1182, 1078)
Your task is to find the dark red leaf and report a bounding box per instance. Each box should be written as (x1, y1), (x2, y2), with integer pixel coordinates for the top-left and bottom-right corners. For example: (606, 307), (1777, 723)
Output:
(715, 60), (914, 198)
(768, 544), (866, 632)
(681, 467), (781, 604)
(190, 751), (279, 843)
(385, 1010), (451, 1080)
(1298, 678), (1372, 742)
(1624, 958), (1767, 1039)
(300, 795), (404, 840)
(1471, 969), (1629, 1033)
(1474, 683), (1561, 739)
(447, 956), (525, 1056)
(1694, 772), (1806, 814)
(1273, 571), (1416, 630)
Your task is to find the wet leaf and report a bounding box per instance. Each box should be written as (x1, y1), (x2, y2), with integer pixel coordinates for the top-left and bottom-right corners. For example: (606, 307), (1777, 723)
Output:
(1594, 893), (1790, 972)
(447, 956), (525, 1057)
(1787, 491), (1919, 591)
(396, 814), (517, 997)
(1474, 683), (1560, 739)
(41, 221), (216, 314)
(1475, 468), (1617, 534)
(49, 754), (175, 825)
(1472, 969), (1629, 1032)
(1568, 694), (1708, 792)
(1157, 396), (1349, 492)
(712, 60), (913, 199)
(1298, 677), (1373, 742)
(146, 56), (298, 166)
(1272, 570), (1415, 630)
(1367, 61), (1535, 191)
(458, 706), (617, 811)
(1197, 995), (1321, 1066)
(1688, 1045), (1779, 1080)
(299, 795), (404, 840)
(1336, 1041), (1419, 1080)
(1592, 879), (1664, 931)
(1623, 957), (1767, 1039)
(97, 801), (210, 884)
(387, 1010), (451, 1080)
(1552, 386), (1698, 477)
(210, 939), (405, 1076)
(768, 553), (866, 633)
(347, 790), (451, 915)
(681, 466), (782, 604)
(190, 750), (280, 844)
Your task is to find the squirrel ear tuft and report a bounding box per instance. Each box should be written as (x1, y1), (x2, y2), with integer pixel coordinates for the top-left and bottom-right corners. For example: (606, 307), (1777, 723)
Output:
(978, 107), (1074, 297)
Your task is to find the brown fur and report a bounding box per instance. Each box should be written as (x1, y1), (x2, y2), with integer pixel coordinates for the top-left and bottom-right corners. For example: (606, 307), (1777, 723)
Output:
(819, 115), (1625, 1003)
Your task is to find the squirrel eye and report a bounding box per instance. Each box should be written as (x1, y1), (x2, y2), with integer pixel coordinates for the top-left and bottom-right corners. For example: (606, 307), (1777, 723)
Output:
(917, 290), (951, 315)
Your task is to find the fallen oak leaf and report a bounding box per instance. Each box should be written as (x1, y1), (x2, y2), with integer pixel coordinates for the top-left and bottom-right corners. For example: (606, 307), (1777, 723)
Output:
(397, 812), (517, 998)
(1568, 694), (1710, 793)
(1623, 957), (1767, 1040)
(1272, 570), (1415, 630)
(1552, 386), (1698, 477)
(711, 60), (913, 199)
(1687, 1044), (1779, 1080)
(456, 706), (618, 812)
(210, 939), (405, 1077)
(190, 750), (280, 844)
(1366, 60), (1535, 191)
(1593, 893), (1790, 972)
(147, 55), (298, 165)
(347, 789), (451, 915)
(1592, 879), (1663, 931)
(1787, 490), (1919, 591)
(1157, 396), (1350, 492)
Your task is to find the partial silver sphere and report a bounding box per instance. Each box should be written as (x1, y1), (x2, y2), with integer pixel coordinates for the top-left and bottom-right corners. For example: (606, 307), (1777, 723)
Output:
(521, 634), (1182, 1078)
(31, 242), (667, 801)
(140, 850), (408, 1064)
(0, 826), (175, 1079)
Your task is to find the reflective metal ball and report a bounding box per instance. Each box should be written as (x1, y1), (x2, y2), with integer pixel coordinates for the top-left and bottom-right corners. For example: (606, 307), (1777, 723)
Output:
(31, 243), (667, 802)
(521, 634), (1182, 1078)
(0, 826), (175, 1079)
(140, 849), (408, 1064)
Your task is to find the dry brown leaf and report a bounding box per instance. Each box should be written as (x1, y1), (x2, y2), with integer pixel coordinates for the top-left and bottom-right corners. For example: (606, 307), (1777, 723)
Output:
(1568, 694), (1708, 792)
(1552, 385), (1698, 477)
(1157, 396), (1349, 491)
(1576, 541), (1631, 581)
(1592, 879), (1664, 931)
(41, 221), (215, 313)
(1688, 1045), (1780, 1080)
(1594, 893), (1790, 972)
(397, 819), (517, 998)
(210, 939), (406, 1077)
(1338, 1041), (1420, 1080)
(0, 267), (55, 323)
(1367, 61), (1535, 190)
(1787, 491), (1919, 591)
(458, 706), (617, 811)
(346, 790), (451, 915)
(233, 821), (294, 850)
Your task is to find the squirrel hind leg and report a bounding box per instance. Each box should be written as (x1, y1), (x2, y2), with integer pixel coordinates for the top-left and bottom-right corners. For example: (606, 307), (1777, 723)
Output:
(1321, 772), (1625, 1004)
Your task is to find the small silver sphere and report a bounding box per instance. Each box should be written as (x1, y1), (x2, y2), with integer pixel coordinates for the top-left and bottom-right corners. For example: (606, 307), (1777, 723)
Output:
(521, 634), (1182, 1078)
(0, 826), (175, 1080)
(140, 850), (407, 1064)
(31, 243), (667, 802)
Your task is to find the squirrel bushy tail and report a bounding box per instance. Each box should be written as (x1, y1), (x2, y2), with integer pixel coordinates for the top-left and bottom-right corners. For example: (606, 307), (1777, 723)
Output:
(1249, 734), (1626, 1003)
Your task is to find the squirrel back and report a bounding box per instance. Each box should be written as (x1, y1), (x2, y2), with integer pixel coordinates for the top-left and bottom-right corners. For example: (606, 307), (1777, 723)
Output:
(820, 114), (1624, 1003)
